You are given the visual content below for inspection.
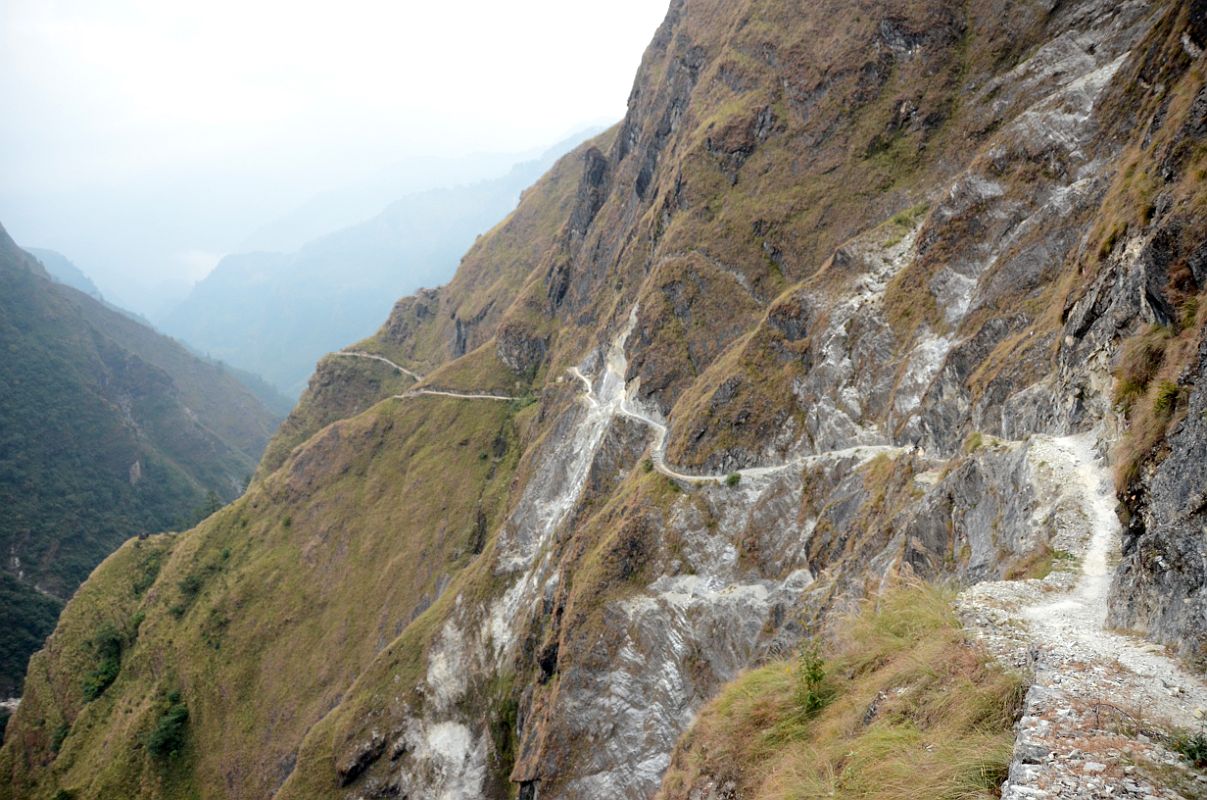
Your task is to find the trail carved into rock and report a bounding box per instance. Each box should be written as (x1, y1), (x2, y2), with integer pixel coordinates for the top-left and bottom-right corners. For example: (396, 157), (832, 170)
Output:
(332, 350), (521, 402)
(960, 433), (1207, 800)
(332, 350), (424, 381)
(566, 307), (904, 485)
(393, 389), (519, 402)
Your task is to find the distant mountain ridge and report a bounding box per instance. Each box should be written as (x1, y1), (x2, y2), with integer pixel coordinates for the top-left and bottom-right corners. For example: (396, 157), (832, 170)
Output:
(237, 149), (545, 254)
(25, 248), (103, 299)
(0, 223), (285, 697)
(24, 247), (293, 416)
(160, 130), (601, 395)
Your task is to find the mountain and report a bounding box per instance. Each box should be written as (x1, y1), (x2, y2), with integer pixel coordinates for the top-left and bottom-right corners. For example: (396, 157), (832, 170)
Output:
(160, 132), (601, 396)
(29, 248), (294, 417)
(24, 248), (103, 300)
(4, 1), (1207, 799)
(236, 149), (551, 254)
(0, 224), (285, 701)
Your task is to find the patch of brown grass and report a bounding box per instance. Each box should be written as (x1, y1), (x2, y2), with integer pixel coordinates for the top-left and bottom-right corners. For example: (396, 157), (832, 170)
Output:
(657, 583), (1027, 800)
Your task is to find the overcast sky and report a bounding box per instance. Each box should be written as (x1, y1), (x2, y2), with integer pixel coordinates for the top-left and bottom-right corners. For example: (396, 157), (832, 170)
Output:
(0, 0), (670, 313)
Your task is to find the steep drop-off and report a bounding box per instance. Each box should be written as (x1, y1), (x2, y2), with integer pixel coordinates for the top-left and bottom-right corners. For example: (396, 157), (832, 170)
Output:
(3, 1), (1206, 799)
(161, 134), (596, 396)
(0, 225), (284, 698)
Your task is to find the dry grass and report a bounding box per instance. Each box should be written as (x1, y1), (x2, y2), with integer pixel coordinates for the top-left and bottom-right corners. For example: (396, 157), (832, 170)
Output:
(1003, 544), (1075, 581)
(1112, 327), (1171, 415)
(658, 583), (1027, 800)
(1113, 313), (1202, 488)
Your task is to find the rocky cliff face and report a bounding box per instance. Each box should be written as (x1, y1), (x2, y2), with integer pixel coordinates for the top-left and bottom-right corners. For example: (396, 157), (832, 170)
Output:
(2, 1), (1205, 799)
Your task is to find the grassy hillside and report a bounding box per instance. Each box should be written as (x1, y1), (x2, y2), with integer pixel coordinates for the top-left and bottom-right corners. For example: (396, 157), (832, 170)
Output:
(0, 383), (526, 799)
(657, 584), (1026, 800)
(0, 224), (283, 696)
(257, 134), (598, 477)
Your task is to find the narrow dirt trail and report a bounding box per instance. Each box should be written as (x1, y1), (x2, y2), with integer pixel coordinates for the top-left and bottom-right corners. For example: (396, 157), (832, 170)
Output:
(568, 356), (902, 485)
(331, 350), (519, 402)
(332, 351), (424, 381)
(393, 389), (518, 402)
(961, 432), (1207, 800)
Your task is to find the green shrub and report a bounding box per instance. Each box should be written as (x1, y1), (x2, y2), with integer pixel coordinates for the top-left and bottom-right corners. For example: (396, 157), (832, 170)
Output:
(795, 640), (832, 718)
(147, 690), (189, 759)
(178, 572), (203, 601)
(508, 393), (538, 413)
(1173, 729), (1207, 768)
(1153, 380), (1182, 417)
(51, 722), (70, 753)
(81, 624), (124, 701)
(725, 472), (742, 487)
(130, 547), (166, 597)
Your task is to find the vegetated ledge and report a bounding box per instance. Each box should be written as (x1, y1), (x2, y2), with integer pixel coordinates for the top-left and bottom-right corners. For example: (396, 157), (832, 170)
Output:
(656, 583), (1027, 800)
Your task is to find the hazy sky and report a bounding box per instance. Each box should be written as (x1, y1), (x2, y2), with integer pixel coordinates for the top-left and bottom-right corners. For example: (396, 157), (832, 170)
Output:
(0, 0), (669, 313)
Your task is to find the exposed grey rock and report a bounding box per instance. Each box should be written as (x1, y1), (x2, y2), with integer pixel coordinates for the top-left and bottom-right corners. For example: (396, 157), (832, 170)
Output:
(1110, 331), (1207, 666)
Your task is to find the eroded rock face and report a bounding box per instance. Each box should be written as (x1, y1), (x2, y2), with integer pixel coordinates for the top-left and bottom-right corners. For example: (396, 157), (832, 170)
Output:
(1111, 332), (1207, 666)
(299, 2), (1203, 798)
(496, 322), (549, 377)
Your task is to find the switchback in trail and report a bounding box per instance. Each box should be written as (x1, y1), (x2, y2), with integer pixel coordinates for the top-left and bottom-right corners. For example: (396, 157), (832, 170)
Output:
(331, 351), (424, 381)
(333, 350), (519, 402)
(566, 306), (905, 485)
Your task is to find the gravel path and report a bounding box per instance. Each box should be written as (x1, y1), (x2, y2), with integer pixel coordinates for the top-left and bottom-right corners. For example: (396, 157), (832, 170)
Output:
(331, 351), (519, 402)
(960, 432), (1207, 800)
(332, 350), (424, 381)
(568, 341), (903, 486)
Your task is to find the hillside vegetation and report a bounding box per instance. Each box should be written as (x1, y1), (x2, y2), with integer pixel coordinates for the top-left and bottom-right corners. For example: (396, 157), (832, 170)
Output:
(657, 584), (1026, 800)
(0, 225), (283, 697)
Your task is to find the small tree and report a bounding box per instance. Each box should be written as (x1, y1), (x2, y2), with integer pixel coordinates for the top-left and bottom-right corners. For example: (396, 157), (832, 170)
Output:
(82, 624), (124, 700)
(795, 639), (830, 718)
(147, 690), (189, 759)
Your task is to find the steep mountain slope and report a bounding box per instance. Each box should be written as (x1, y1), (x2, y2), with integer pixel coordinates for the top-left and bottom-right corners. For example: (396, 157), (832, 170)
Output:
(161, 135), (597, 396)
(0, 224), (284, 699)
(3, 2), (1205, 799)
(25, 249), (103, 300)
(237, 148), (562, 255)
(23, 248), (293, 417)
